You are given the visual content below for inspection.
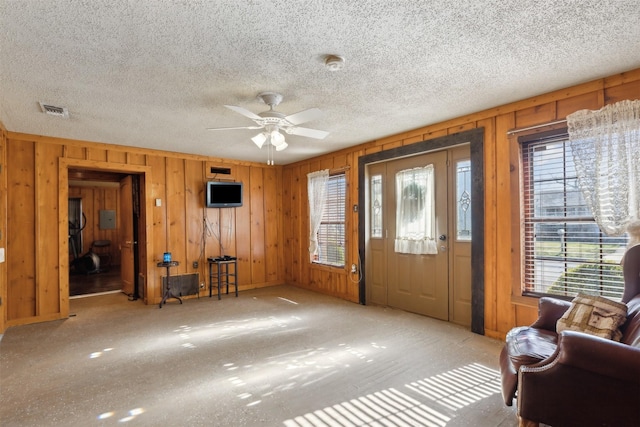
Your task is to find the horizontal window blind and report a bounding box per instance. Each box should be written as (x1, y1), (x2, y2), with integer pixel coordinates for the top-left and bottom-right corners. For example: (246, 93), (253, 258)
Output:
(315, 173), (346, 267)
(521, 134), (627, 299)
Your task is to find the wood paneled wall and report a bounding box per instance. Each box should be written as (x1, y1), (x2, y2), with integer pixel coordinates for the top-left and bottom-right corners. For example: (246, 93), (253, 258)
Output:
(282, 68), (640, 340)
(1, 68), (639, 336)
(2, 135), (283, 329)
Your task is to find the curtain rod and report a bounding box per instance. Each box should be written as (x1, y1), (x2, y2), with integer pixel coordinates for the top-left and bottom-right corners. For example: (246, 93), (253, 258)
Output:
(331, 165), (351, 173)
(506, 119), (567, 135)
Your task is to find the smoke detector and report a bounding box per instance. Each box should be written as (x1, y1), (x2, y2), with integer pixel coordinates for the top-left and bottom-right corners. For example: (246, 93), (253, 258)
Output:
(39, 102), (69, 118)
(324, 55), (345, 71)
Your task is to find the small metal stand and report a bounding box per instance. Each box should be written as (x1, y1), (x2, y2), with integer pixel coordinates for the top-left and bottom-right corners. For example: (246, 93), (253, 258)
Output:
(157, 261), (181, 308)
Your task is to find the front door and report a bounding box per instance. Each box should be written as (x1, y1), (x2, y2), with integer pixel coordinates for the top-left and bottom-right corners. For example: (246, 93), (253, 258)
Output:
(366, 146), (471, 324)
(119, 175), (135, 296)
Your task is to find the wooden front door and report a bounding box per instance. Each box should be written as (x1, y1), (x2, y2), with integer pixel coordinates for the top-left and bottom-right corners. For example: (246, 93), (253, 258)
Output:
(366, 146), (472, 325)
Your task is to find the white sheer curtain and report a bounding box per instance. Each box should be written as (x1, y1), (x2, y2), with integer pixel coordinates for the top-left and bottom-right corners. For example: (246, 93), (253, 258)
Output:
(567, 99), (640, 235)
(307, 169), (330, 261)
(394, 165), (438, 255)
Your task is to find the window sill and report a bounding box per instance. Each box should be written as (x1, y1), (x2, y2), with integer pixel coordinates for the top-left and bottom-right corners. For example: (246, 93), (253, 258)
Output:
(310, 262), (347, 274)
(510, 294), (540, 308)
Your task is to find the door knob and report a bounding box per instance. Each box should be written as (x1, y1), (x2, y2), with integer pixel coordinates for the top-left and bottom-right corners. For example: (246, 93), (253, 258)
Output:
(439, 235), (447, 241)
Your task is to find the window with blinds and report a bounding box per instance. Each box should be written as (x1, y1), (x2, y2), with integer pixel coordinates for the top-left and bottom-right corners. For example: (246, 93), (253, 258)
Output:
(315, 173), (346, 267)
(521, 133), (627, 299)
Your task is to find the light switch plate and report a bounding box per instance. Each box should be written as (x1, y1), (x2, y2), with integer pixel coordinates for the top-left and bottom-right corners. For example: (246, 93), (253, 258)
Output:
(0, 248), (5, 263)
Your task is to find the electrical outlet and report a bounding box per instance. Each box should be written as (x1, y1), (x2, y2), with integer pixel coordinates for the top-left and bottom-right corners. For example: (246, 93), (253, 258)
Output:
(200, 283), (205, 289)
(193, 261), (198, 269)
(351, 263), (357, 273)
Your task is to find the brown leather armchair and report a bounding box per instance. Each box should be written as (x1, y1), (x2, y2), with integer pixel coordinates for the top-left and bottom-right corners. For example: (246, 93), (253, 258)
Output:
(500, 245), (640, 427)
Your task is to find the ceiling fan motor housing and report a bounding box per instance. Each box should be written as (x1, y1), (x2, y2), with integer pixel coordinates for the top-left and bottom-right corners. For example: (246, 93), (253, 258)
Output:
(257, 92), (283, 108)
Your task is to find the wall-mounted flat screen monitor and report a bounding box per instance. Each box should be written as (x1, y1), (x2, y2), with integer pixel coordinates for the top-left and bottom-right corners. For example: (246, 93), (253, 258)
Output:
(205, 181), (243, 208)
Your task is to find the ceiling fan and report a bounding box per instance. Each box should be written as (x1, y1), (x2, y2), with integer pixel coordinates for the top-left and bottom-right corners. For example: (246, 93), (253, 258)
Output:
(208, 92), (329, 164)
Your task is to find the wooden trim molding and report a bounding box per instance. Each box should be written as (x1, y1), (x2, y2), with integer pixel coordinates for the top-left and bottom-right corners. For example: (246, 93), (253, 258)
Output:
(58, 157), (153, 317)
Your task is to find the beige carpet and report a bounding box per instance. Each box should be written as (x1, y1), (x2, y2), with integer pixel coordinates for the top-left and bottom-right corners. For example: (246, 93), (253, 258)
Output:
(0, 285), (518, 426)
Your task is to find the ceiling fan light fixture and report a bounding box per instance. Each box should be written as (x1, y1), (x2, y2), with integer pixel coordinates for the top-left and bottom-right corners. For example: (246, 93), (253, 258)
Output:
(251, 132), (267, 148)
(270, 130), (285, 146)
(275, 142), (288, 152)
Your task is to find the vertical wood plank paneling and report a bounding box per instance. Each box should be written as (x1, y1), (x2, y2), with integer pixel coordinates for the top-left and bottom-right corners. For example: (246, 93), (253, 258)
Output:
(87, 148), (107, 162)
(556, 92), (602, 119)
(204, 199), (220, 259)
(127, 153), (147, 166)
(333, 154), (348, 168)
(515, 102), (556, 128)
(35, 142), (63, 315)
(481, 117), (498, 335)
(107, 150), (127, 164)
(234, 165), (251, 285)
(493, 115), (516, 335)
(58, 161), (69, 319)
(166, 157), (187, 275)
(282, 167), (294, 283)
(605, 79), (640, 104)
(365, 145), (383, 155)
(402, 136), (423, 146)
(64, 145), (85, 159)
(184, 159), (204, 288)
(350, 150), (364, 302)
(299, 163), (311, 287)
(147, 154), (167, 303)
(250, 167), (266, 284)
(291, 165), (302, 285)
(7, 139), (36, 320)
(264, 166), (279, 282)
(423, 129), (448, 140)
(448, 122), (475, 134)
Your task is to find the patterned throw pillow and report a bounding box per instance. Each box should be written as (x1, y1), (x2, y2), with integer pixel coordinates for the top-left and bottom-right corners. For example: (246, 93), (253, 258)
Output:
(556, 294), (628, 341)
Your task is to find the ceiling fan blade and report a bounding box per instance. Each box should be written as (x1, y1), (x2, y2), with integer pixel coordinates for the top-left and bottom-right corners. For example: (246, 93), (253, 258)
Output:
(224, 105), (262, 121)
(207, 125), (263, 131)
(284, 108), (323, 125)
(286, 126), (329, 139)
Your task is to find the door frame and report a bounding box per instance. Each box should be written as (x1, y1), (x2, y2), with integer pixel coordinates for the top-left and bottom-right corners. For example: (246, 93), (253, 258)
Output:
(358, 128), (485, 334)
(58, 158), (153, 317)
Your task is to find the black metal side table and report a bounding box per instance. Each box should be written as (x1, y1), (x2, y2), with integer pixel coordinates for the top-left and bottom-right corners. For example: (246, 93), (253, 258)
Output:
(157, 261), (181, 308)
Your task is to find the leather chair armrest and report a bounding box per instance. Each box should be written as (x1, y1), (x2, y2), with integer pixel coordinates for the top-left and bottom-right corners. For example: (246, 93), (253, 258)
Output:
(525, 330), (640, 382)
(530, 297), (571, 331)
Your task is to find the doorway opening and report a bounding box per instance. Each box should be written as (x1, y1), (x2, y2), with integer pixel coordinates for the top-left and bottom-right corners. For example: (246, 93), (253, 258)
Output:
(59, 158), (152, 315)
(67, 170), (143, 299)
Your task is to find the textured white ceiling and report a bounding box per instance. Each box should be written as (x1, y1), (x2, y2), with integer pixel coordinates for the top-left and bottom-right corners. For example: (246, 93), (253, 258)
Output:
(1, 0), (639, 165)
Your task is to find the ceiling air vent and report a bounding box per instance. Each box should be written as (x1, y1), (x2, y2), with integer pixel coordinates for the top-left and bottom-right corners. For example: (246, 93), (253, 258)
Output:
(39, 102), (69, 118)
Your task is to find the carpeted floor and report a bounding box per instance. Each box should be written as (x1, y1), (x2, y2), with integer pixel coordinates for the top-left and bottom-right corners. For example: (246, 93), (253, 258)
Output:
(0, 285), (519, 426)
